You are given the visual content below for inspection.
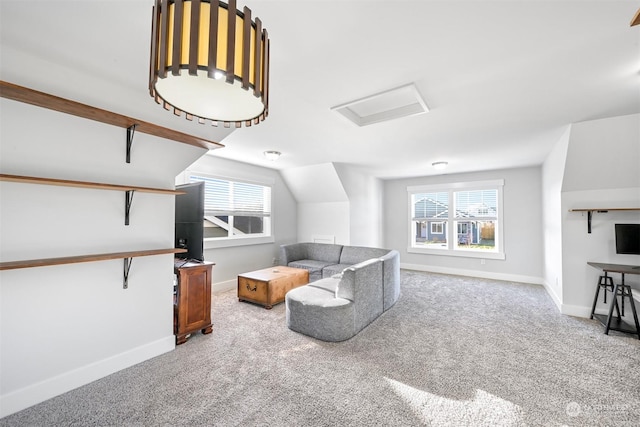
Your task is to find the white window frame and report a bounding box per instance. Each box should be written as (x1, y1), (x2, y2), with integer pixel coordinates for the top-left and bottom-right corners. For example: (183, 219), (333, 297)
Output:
(407, 179), (505, 259)
(184, 172), (275, 249)
(431, 222), (444, 234)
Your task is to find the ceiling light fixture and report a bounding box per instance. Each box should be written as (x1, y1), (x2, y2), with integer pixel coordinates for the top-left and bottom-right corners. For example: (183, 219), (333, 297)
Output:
(432, 161), (448, 170)
(264, 150), (281, 161)
(149, 0), (270, 128)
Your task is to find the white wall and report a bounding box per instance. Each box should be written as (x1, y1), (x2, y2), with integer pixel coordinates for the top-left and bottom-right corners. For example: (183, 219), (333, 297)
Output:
(559, 113), (640, 318)
(562, 114), (640, 193)
(384, 166), (544, 284)
(541, 125), (571, 307)
(280, 163), (348, 203)
(561, 189), (640, 318)
(334, 164), (384, 247)
(279, 163), (385, 248)
(280, 163), (351, 245)
(0, 98), (206, 417)
(297, 202), (350, 245)
(179, 154), (298, 291)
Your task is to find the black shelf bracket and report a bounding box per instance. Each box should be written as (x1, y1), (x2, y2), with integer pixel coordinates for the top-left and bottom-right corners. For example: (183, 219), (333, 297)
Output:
(126, 124), (137, 164)
(123, 257), (133, 289)
(586, 210), (609, 234)
(125, 190), (135, 226)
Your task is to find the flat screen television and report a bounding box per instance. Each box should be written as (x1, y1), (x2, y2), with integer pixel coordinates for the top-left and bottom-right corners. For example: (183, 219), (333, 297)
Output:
(175, 182), (204, 261)
(615, 223), (640, 255)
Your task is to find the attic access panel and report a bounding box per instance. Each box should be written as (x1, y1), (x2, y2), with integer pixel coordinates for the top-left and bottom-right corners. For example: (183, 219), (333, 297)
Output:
(331, 83), (429, 126)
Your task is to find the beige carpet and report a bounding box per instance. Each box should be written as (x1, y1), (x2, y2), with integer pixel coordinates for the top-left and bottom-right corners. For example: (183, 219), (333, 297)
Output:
(2, 270), (639, 426)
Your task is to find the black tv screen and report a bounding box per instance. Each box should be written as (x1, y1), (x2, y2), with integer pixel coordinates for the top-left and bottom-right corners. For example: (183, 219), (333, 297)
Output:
(615, 224), (640, 255)
(175, 182), (204, 261)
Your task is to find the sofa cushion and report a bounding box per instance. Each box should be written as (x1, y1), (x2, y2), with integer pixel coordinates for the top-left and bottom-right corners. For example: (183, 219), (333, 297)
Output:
(287, 260), (336, 282)
(339, 246), (390, 265)
(286, 286), (355, 342)
(308, 277), (341, 293)
(306, 243), (343, 263)
(321, 263), (351, 278)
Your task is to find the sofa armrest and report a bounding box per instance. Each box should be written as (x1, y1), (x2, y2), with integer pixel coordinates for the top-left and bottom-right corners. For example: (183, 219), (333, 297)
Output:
(379, 250), (400, 311)
(279, 243), (308, 266)
(336, 258), (384, 333)
(336, 258), (382, 301)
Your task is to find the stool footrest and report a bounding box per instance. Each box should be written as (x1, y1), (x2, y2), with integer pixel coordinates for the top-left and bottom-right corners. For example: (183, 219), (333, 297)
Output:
(592, 313), (639, 335)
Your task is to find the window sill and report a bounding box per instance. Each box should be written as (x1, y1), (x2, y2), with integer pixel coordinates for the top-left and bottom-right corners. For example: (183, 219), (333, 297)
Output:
(204, 236), (274, 249)
(408, 247), (505, 260)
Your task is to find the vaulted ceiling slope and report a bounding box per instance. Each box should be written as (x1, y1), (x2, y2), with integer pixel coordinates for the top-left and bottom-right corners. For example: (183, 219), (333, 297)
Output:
(1, 1), (638, 179)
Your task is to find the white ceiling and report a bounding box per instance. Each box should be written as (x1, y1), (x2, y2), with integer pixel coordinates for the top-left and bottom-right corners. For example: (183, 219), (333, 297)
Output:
(1, 0), (639, 179)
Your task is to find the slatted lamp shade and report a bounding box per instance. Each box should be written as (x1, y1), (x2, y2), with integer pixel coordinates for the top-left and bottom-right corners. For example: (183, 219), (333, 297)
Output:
(149, 0), (269, 128)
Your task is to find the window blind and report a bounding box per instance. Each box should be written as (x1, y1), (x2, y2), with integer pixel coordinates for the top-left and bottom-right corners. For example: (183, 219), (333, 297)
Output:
(190, 175), (271, 217)
(412, 191), (449, 220)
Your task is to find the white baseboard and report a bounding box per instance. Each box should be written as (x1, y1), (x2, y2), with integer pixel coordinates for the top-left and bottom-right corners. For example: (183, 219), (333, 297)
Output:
(212, 278), (236, 294)
(401, 263), (544, 286)
(560, 303), (592, 318)
(563, 295), (640, 319)
(0, 336), (175, 418)
(541, 280), (562, 312)
(400, 264), (640, 321)
(539, 280), (640, 319)
(539, 280), (596, 318)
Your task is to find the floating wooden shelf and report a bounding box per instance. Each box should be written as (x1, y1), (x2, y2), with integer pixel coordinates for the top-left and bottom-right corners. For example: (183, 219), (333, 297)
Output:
(0, 80), (224, 151)
(569, 208), (640, 212)
(0, 174), (185, 195)
(0, 82), (202, 288)
(0, 248), (187, 271)
(569, 208), (640, 233)
(0, 248), (188, 289)
(0, 173), (186, 226)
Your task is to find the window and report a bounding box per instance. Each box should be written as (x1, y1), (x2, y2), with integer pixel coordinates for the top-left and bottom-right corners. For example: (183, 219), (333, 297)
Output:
(408, 180), (504, 259)
(189, 174), (273, 247)
(431, 222), (444, 234)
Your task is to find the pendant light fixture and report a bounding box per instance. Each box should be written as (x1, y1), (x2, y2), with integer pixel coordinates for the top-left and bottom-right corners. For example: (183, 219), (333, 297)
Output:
(149, 0), (270, 128)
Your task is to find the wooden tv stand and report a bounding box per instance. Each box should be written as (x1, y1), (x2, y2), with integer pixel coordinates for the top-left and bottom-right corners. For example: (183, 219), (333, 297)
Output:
(174, 259), (215, 345)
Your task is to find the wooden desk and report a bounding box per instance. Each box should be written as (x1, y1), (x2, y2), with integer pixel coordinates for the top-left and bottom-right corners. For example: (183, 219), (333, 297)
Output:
(587, 262), (640, 339)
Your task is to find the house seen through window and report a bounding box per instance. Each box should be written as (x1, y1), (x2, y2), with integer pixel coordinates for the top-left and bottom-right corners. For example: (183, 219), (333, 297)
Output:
(190, 175), (272, 242)
(408, 180), (504, 259)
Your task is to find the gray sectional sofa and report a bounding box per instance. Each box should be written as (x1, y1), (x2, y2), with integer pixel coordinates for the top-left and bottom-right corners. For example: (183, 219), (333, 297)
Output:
(280, 242), (400, 341)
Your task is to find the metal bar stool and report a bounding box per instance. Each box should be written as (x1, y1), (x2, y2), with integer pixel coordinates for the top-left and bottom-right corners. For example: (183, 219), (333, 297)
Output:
(590, 273), (620, 318)
(604, 281), (640, 339)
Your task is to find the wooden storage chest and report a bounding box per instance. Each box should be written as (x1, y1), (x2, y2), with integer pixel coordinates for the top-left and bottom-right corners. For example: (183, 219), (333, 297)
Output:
(238, 266), (309, 309)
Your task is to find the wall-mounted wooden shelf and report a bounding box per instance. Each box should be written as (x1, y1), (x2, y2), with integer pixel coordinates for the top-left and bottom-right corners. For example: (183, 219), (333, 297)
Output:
(0, 174), (186, 225)
(0, 248), (186, 270)
(0, 248), (188, 289)
(0, 174), (185, 195)
(0, 80), (224, 151)
(0, 82), (199, 288)
(569, 208), (640, 233)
